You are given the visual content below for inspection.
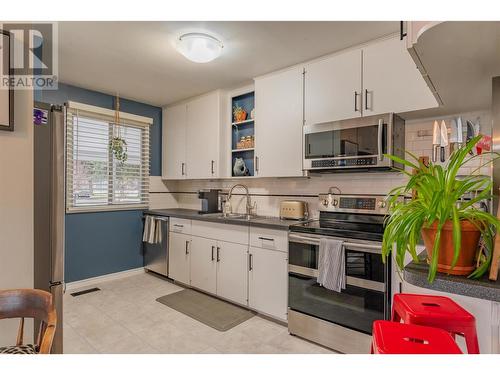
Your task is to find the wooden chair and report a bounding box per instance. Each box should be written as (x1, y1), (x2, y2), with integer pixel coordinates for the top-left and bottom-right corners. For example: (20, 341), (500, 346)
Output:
(0, 289), (57, 354)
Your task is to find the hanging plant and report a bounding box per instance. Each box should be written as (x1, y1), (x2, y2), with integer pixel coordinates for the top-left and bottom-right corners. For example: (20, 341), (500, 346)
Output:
(109, 136), (128, 163)
(109, 94), (128, 164)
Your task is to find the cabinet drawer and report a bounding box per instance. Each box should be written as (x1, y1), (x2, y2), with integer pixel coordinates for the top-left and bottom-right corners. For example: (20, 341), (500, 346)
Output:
(191, 220), (248, 245)
(250, 227), (288, 252)
(170, 218), (191, 234)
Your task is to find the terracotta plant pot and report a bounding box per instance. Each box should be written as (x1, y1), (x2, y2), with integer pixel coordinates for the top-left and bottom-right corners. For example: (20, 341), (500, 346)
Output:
(421, 220), (481, 275)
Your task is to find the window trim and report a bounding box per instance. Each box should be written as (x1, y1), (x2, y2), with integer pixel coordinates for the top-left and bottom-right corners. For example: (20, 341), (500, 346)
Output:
(65, 101), (152, 213)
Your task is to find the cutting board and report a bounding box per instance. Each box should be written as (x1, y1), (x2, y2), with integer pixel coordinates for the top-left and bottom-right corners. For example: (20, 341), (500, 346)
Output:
(489, 193), (500, 280)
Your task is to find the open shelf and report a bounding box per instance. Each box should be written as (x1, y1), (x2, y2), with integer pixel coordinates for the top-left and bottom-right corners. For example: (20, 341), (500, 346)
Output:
(232, 148), (255, 153)
(232, 119), (254, 126)
(231, 91), (255, 177)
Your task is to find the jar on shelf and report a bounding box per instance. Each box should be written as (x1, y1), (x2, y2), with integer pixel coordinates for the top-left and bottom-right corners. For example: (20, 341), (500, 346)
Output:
(237, 136), (246, 149)
(244, 136), (252, 149)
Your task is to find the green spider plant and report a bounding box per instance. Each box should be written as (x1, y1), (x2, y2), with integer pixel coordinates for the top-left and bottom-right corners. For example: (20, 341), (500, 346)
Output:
(381, 135), (500, 283)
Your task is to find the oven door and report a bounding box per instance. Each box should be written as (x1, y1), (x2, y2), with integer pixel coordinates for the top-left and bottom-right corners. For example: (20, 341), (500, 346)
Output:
(288, 232), (389, 334)
(303, 113), (393, 170)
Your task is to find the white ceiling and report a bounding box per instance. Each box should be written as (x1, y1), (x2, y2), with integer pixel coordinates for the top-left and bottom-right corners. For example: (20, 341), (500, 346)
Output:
(58, 21), (398, 107)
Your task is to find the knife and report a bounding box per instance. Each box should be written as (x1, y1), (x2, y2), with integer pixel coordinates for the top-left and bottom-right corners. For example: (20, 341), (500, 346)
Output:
(440, 120), (448, 162)
(456, 117), (463, 145)
(432, 120), (440, 162)
(449, 117), (464, 154)
(466, 120), (475, 155)
(449, 118), (458, 153)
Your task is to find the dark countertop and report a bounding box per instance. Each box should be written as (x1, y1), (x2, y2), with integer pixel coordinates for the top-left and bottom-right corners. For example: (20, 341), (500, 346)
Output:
(404, 255), (500, 302)
(144, 208), (304, 230)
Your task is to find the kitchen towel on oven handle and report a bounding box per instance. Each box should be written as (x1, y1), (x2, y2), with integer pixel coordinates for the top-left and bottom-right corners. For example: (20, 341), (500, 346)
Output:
(318, 238), (346, 292)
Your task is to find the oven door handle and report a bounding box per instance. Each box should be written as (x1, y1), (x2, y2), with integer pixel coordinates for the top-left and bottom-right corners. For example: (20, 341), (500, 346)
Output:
(288, 233), (382, 254)
(288, 265), (386, 292)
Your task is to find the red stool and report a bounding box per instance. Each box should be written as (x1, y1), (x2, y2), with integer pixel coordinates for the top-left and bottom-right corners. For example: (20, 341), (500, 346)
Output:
(392, 293), (479, 354)
(371, 320), (462, 354)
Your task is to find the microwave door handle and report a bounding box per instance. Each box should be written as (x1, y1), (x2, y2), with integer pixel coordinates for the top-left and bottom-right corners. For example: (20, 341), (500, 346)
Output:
(378, 119), (384, 161)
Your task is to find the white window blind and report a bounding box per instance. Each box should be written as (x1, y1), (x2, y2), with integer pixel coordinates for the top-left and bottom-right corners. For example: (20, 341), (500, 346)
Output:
(66, 101), (151, 212)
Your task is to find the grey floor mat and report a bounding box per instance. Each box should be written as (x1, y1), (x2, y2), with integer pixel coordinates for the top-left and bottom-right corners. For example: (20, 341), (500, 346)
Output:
(156, 289), (255, 332)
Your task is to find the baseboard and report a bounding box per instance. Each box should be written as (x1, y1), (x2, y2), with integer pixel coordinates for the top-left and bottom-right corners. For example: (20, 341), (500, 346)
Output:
(65, 267), (145, 292)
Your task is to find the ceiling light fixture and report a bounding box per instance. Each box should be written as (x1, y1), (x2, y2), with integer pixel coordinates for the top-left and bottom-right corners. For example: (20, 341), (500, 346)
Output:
(176, 32), (223, 63)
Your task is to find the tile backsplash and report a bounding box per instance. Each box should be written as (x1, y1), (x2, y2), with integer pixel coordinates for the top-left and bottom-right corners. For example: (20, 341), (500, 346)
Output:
(150, 110), (492, 218)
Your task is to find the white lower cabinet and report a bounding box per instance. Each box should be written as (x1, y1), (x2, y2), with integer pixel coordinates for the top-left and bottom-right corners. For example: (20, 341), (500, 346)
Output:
(248, 246), (288, 321)
(216, 241), (249, 306)
(168, 219), (289, 321)
(190, 236), (217, 294)
(168, 231), (191, 285)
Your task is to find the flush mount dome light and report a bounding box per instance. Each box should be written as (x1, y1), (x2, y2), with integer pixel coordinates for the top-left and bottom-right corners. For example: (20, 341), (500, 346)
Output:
(177, 33), (223, 63)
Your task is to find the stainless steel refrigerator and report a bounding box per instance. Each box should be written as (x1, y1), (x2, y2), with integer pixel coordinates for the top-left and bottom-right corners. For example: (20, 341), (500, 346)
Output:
(33, 101), (65, 354)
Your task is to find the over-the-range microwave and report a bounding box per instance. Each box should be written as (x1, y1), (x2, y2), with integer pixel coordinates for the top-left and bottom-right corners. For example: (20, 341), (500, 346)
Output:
(303, 113), (405, 172)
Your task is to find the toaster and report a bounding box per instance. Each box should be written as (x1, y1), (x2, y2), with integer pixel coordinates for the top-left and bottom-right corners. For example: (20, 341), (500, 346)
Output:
(280, 200), (308, 220)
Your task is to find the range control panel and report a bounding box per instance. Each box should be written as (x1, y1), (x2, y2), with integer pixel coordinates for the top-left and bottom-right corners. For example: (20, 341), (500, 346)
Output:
(318, 194), (390, 215)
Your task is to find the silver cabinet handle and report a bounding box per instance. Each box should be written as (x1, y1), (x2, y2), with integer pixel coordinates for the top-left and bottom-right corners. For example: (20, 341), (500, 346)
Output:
(211, 246), (215, 261)
(249, 253), (253, 271)
(185, 240), (189, 255)
(216, 247), (220, 262)
(354, 91), (359, 112)
(364, 89), (370, 111)
(377, 119), (384, 161)
(255, 156), (259, 173)
(173, 224), (184, 228)
(211, 160), (215, 175)
(181, 162), (185, 176)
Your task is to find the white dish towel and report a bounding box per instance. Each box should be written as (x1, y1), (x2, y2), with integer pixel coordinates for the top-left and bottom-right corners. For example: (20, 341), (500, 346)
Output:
(318, 238), (345, 292)
(154, 218), (162, 243)
(142, 216), (157, 244)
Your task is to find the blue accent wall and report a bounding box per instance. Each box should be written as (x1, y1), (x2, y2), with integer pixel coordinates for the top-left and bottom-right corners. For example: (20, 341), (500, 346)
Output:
(65, 211), (144, 282)
(36, 83), (162, 282)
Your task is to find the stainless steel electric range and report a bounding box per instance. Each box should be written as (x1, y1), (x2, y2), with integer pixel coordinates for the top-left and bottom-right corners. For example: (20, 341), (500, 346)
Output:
(287, 193), (391, 354)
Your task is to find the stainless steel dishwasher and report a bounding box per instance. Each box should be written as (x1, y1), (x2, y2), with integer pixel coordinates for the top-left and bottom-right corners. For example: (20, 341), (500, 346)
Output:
(143, 215), (169, 277)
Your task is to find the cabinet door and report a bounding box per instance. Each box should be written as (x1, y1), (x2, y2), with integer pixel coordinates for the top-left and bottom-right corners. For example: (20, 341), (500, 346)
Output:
(186, 91), (221, 179)
(162, 104), (186, 179)
(304, 49), (362, 125)
(168, 232), (191, 285)
(362, 36), (438, 116)
(216, 241), (249, 306)
(254, 67), (304, 177)
(190, 236), (217, 294)
(248, 247), (288, 320)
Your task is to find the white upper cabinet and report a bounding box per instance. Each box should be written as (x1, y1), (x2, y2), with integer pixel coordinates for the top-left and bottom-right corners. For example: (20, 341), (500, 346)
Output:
(186, 91), (221, 179)
(362, 37), (438, 116)
(162, 104), (186, 179)
(254, 67), (304, 177)
(162, 91), (222, 180)
(304, 48), (362, 125)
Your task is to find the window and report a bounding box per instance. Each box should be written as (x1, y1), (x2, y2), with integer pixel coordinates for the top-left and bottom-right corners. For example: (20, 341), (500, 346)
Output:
(66, 101), (151, 212)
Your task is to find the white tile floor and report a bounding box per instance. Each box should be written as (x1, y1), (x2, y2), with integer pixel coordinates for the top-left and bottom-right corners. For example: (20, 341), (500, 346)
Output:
(63, 272), (334, 354)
